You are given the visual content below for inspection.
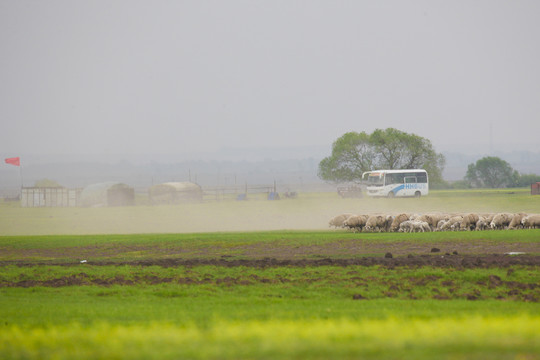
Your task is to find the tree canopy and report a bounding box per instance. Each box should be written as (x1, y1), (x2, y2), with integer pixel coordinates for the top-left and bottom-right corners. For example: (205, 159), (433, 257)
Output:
(318, 128), (445, 184)
(464, 156), (518, 188)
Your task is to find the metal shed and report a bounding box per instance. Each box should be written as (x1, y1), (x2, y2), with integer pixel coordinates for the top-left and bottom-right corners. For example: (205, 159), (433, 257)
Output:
(80, 182), (134, 207)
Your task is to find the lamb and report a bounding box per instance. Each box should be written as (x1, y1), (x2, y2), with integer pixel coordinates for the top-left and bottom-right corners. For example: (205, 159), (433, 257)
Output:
(412, 221), (431, 232)
(508, 213), (528, 230)
(490, 213), (514, 230)
(343, 214), (369, 232)
(521, 214), (540, 229)
(329, 213), (353, 228)
(389, 213), (409, 232)
(460, 213), (480, 231)
(398, 220), (414, 233)
(398, 220), (430, 232)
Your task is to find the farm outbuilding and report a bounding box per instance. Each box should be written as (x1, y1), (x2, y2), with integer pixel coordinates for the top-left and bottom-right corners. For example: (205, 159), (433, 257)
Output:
(149, 182), (203, 204)
(531, 182), (540, 195)
(80, 182), (134, 207)
(21, 187), (81, 207)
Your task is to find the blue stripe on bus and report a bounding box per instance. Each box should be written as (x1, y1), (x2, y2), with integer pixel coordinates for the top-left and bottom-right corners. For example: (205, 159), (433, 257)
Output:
(392, 184), (404, 194)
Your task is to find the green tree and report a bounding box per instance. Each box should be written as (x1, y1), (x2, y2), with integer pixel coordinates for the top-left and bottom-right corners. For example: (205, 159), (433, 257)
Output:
(464, 157), (518, 188)
(318, 128), (445, 184)
(515, 173), (540, 187)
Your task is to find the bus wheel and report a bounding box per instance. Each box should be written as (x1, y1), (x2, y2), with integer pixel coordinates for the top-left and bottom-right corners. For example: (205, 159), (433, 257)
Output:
(414, 191), (421, 198)
(387, 192), (395, 198)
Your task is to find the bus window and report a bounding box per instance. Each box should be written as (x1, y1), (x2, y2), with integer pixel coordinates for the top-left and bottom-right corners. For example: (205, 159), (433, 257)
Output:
(416, 173), (427, 183)
(404, 177), (417, 184)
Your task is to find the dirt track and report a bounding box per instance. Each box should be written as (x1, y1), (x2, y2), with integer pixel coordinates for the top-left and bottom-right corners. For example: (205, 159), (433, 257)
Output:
(2, 254), (540, 268)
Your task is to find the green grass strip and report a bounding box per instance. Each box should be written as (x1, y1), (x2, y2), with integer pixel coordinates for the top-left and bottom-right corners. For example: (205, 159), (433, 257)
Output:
(1, 316), (539, 359)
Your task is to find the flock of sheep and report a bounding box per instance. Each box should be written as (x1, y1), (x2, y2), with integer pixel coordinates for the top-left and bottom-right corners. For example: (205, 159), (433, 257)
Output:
(329, 212), (540, 233)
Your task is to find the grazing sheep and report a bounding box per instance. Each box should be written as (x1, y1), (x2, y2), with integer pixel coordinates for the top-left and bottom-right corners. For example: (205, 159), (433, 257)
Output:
(475, 217), (490, 231)
(330, 210), (535, 232)
(417, 213), (447, 230)
(390, 213), (409, 232)
(343, 214), (369, 232)
(416, 214), (434, 230)
(329, 213), (353, 228)
(460, 213), (480, 231)
(429, 213), (448, 228)
(365, 215), (392, 232)
(482, 213), (496, 223)
(436, 219), (447, 231)
(409, 213), (421, 221)
(521, 214), (540, 229)
(508, 213), (528, 230)
(490, 213), (514, 230)
(441, 216), (463, 231)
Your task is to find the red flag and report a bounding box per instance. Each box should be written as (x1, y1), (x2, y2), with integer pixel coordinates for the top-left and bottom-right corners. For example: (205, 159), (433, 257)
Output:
(5, 157), (20, 166)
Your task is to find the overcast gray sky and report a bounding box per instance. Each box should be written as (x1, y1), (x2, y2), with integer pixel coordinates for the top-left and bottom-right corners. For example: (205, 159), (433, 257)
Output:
(2, 1), (540, 161)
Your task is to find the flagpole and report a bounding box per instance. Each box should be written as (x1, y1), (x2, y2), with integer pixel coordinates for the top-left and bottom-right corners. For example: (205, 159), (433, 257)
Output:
(20, 163), (24, 189)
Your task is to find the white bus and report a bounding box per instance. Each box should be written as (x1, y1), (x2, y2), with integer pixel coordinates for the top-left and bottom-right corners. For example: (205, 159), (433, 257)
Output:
(362, 169), (428, 198)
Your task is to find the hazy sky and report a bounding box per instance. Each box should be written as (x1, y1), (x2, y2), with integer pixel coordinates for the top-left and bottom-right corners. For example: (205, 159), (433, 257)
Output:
(2, 1), (540, 160)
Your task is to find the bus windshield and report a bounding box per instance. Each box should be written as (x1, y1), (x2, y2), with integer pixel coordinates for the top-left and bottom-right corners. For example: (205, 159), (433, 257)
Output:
(367, 173), (384, 186)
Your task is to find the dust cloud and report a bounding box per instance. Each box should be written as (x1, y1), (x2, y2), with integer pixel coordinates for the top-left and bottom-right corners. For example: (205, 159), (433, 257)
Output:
(1, 191), (534, 236)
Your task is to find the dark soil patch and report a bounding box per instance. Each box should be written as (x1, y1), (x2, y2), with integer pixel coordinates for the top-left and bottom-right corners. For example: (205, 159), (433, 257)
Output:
(2, 254), (539, 268)
(2, 239), (538, 262)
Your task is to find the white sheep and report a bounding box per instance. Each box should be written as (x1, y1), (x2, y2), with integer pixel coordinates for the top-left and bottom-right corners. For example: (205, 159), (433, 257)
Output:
(475, 217), (489, 231)
(329, 213), (353, 228)
(365, 215), (391, 232)
(521, 214), (540, 229)
(436, 219), (447, 231)
(441, 216), (463, 231)
(389, 213), (409, 232)
(508, 213), (528, 230)
(490, 213), (514, 230)
(343, 214), (369, 232)
(398, 220), (414, 233)
(412, 221), (431, 232)
(460, 213), (480, 231)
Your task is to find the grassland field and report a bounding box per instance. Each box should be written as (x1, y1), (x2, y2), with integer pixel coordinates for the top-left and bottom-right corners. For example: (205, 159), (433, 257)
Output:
(1, 189), (539, 359)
